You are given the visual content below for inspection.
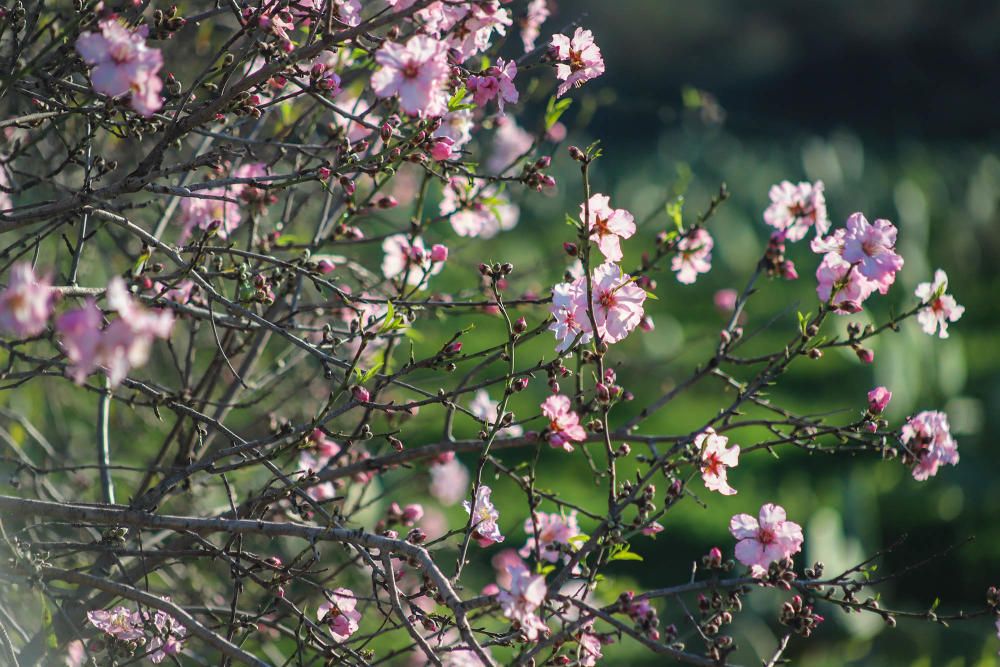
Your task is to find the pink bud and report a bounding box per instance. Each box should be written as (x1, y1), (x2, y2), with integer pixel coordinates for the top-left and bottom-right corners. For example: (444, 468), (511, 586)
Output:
(430, 244), (448, 263)
(444, 342), (462, 355)
(377, 196), (398, 209)
(401, 504), (423, 523)
(429, 137), (455, 162)
(867, 386), (892, 413)
(352, 386), (370, 403)
(316, 259), (336, 274)
(317, 166), (332, 180)
(639, 315), (655, 332)
(513, 316), (527, 334)
(856, 347), (874, 364)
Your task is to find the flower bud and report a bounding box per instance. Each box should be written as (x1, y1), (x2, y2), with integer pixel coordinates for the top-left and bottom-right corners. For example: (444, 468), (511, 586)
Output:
(351, 386), (370, 403)
(513, 316), (527, 334)
(430, 244), (448, 263)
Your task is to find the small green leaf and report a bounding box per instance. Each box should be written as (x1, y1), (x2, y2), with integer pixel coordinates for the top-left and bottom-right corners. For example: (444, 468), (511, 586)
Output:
(666, 196), (685, 231)
(609, 549), (644, 562)
(544, 95), (572, 130)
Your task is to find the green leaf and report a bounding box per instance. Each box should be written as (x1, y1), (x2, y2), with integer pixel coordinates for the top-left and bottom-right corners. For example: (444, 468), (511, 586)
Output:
(568, 533), (590, 546)
(608, 549), (644, 562)
(359, 363), (383, 384)
(797, 311), (812, 337)
(666, 197), (685, 231)
(448, 86), (470, 111)
(544, 95), (572, 130)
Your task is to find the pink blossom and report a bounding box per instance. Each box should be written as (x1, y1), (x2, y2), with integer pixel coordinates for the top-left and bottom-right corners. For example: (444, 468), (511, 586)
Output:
(914, 269), (964, 339)
(714, 288), (739, 313)
(86, 606), (144, 641)
(318, 588), (362, 641)
(730, 503), (804, 578)
(55, 301), (103, 385)
(435, 108), (474, 149)
(492, 549), (526, 588)
(441, 179), (520, 238)
(64, 640), (85, 667)
(764, 181), (829, 242)
(75, 19), (163, 116)
(463, 485), (505, 547)
(541, 394), (586, 452)
(430, 243), (449, 263)
(371, 35), (450, 117)
(0, 262), (54, 337)
(520, 510), (580, 563)
(430, 457), (469, 506)
(672, 228), (714, 284)
(177, 189), (242, 241)
(837, 213), (904, 292)
(520, 0), (550, 52)
(641, 522), (664, 536)
(815, 252), (876, 313)
(57, 278), (173, 387)
(548, 278), (592, 352)
(867, 386), (892, 414)
(590, 262), (647, 344)
(468, 58), (519, 113)
(299, 450), (337, 501)
(430, 136), (457, 161)
(381, 234), (444, 286)
(901, 410), (959, 481)
(470, 389), (523, 437)
(697, 428), (740, 495)
(582, 193), (636, 262)
(578, 626), (604, 666)
(487, 116), (533, 174)
(497, 564), (548, 640)
(551, 28), (605, 97)
(0, 165), (12, 213)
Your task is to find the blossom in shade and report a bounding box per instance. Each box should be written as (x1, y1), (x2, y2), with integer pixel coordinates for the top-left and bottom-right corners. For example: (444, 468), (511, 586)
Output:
(298, 451), (337, 501)
(641, 522), (664, 536)
(764, 181), (829, 242)
(435, 108), (474, 149)
(0, 262), (54, 337)
(463, 485), (505, 547)
(520, 510), (580, 563)
(0, 165), (11, 213)
(867, 386), (892, 414)
(730, 503), (804, 578)
(57, 278), (174, 387)
(86, 606), (144, 641)
(64, 641), (85, 667)
(430, 457), (470, 506)
(318, 588), (362, 641)
(520, 0), (550, 52)
(590, 262), (647, 344)
(371, 35), (450, 116)
(541, 394), (586, 452)
(551, 28), (605, 97)
(582, 193), (636, 262)
(492, 549), (527, 588)
(232, 162), (276, 213)
(901, 410), (959, 481)
(697, 428), (740, 495)
(177, 189), (242, 241)
(75, 19), (163, 116)
(497, 564), (548, 640)
(468, 58), (519, 113)
(815, 252), (876, 313)
(488, 116), (534, 174)
(578, 624), (604, 666)
(440, 179), (519, 238)
(914, 269), (964, 338)
(381, 234), (445, 286)
(470, 389), (523, 437)
(672, 228), (714, 284)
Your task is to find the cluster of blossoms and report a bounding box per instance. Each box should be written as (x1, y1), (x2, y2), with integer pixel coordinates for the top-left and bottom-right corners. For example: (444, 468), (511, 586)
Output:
(540, 394), (587, 451)
(520, 510), (581, 564)
(381, 234), (449, 286)
(57, 277), (174, 387)
(812, 212), (904, 313)
(497, 564), (549, 640)
(87, 604), (185, 663)
(549, 261), (647, 350)
(900, 410), (959, 481)
(75, 19), (164, 116)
